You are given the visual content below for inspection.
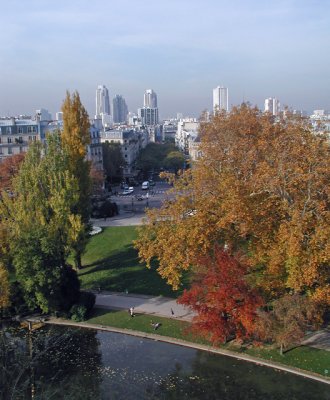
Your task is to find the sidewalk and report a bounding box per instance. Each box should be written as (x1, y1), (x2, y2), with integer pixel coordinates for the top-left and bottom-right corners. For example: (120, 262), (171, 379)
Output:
(95, 292), (195, 321)
(90, 212), (146, 227)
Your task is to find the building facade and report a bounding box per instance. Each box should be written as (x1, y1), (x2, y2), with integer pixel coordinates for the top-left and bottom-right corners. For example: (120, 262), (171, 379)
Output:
(0, 116), (48, 162)
(138, 107), (159, 126)
(175, 118), (199, 154)
(213, 86), (229, 112)
(100, 128), (149, 177)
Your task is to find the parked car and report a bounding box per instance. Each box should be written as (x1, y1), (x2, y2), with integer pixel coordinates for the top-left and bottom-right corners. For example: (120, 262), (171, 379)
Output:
(141, 181), (150, 190)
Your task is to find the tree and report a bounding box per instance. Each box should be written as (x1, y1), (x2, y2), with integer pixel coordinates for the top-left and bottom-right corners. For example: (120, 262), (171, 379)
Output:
(135, 104), (330, 335)
(0, 153), (25, 192)
(163, 151), (185, 173)
(256, 294), (321, 355)
(178, 249), (263, 344)
(102, 142), (125, 185)
(90, 163), (104, 195)
(0, 262), (10, 310)
(0, 134), (81, 313)
(61, 91), (91, 269)
(136, 142), (180, 176)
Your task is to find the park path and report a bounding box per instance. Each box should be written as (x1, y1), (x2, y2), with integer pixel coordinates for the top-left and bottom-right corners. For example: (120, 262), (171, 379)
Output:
(95, 292), (195, 321)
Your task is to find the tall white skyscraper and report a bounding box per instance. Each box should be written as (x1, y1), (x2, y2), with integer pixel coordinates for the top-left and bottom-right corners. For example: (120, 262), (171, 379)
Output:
(96, 85), (111, 117)
(264, 98), (280, 116)
(144, 89), (158, 108)
(213, 86), (228, 112)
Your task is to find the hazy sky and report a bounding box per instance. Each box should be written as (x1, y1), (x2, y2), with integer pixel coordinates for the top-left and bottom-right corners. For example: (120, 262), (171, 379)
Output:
(0, 0), (329, 118)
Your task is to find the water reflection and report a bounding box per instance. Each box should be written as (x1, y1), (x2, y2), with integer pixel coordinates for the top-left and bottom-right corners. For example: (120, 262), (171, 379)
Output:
(0, 324), (329, 400)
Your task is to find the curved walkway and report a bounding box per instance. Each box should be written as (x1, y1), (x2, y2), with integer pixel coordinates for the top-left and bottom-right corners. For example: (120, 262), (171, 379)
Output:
(95, 291), (195, 321)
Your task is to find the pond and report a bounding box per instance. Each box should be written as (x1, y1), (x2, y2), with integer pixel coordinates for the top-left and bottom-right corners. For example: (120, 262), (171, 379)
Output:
(0, 323), (329, 400)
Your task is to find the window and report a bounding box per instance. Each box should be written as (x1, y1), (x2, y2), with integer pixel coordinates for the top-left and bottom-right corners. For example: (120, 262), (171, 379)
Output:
(8, 147), (12, 154)
(32, 126), (37, 133)
(6, 127), (11, 134)
(28, 126), (32, 133)
(7, 137), (12, 144)
(18, 127), (23, 134)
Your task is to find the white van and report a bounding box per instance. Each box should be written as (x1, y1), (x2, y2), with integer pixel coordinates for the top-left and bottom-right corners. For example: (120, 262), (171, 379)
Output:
(141, 181), (150, 190)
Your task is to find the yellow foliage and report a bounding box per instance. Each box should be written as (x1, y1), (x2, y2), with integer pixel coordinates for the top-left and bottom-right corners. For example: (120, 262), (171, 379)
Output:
(0, 262), (10, 309)
(135, 105), (330, 300)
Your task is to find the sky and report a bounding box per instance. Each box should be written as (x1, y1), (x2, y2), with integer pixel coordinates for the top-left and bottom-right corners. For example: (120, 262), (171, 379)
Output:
(0, 0), (329, 119)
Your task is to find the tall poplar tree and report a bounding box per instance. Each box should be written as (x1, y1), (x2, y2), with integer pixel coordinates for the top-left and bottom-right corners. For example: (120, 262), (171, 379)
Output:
(61, 91), (91, 269)
(0, 134), (82, 313)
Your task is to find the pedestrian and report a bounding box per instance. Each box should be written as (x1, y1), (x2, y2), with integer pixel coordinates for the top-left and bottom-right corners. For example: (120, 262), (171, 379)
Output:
(129, 307), (135, 317)
(150, 321), (161, 330)
(171, 308), (174, 316)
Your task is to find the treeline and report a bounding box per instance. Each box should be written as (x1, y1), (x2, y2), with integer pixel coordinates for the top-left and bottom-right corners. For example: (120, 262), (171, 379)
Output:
(0, 92), (94, 319)
(136, 142), (185, 176)
(135, 104), (330, 353)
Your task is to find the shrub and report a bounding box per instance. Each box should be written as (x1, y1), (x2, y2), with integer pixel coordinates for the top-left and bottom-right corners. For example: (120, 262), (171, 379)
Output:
(69, 291), (95, 322)
(70, 305), (88, 322)
(79, 291), (96, 312)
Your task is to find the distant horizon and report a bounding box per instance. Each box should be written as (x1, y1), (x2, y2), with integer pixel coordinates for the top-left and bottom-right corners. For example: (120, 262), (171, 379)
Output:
(1, 1), (329, 118)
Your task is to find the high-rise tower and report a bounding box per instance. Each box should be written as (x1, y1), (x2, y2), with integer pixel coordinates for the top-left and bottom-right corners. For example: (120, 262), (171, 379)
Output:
(138, 89), (159, 125)
(96, 85), (110, 117)
(143, 89), (158, 108)
(113, 95), (128, 124)
(264, 97), (280, 116)
(213, 86), (228, 112)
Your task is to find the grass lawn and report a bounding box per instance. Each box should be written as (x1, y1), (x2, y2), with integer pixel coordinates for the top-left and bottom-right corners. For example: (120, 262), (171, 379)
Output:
(79, 226), (187, 297)
(87, 307), (330, 378)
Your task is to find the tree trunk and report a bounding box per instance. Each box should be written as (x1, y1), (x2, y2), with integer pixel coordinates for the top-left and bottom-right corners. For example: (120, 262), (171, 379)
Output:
(75, 252), (82, 270)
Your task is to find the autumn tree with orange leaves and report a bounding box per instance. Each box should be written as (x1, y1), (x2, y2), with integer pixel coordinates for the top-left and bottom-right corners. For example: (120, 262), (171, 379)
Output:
(135, 104), (329, 343)
(178, 248), (263, 344)
(0, 153), (25, 192)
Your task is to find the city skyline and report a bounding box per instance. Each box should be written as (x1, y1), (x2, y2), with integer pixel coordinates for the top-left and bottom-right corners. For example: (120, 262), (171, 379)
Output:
(0, 1), (329, 118)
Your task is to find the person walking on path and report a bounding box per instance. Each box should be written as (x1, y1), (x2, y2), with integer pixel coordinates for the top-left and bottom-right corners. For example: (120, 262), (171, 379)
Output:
(129, 307), (135, 317)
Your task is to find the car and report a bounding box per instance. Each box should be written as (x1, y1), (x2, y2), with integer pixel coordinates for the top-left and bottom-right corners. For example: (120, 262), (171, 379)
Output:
(122, 187), (134, 195)
(141, 181), (150, 190)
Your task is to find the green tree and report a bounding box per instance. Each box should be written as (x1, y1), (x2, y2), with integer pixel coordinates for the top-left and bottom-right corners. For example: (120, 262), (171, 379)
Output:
(102, 142), (125, 184)
(0, 134), (81, 313)
(136, 142), (180, 176)
(163, 151), (185, 173)
(61, 91), (91, 269)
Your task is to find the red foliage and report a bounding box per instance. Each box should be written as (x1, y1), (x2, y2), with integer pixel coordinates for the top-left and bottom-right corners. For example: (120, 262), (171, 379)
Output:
(0, 153), (25, 192)
(178, 249), (263, 344)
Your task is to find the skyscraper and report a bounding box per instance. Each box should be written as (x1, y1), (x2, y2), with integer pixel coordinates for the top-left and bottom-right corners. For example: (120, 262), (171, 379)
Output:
(113, 95), (128, 124)
(96, 85), (110, 117)
(138, 89), (159, 125)
(144, 89), (158, 108)
(264, 97), (280, 116)
(213, 86), (228, 112)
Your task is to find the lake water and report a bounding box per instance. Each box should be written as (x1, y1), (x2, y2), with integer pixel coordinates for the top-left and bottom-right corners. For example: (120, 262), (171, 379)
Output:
(0, 323), (329, 399)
